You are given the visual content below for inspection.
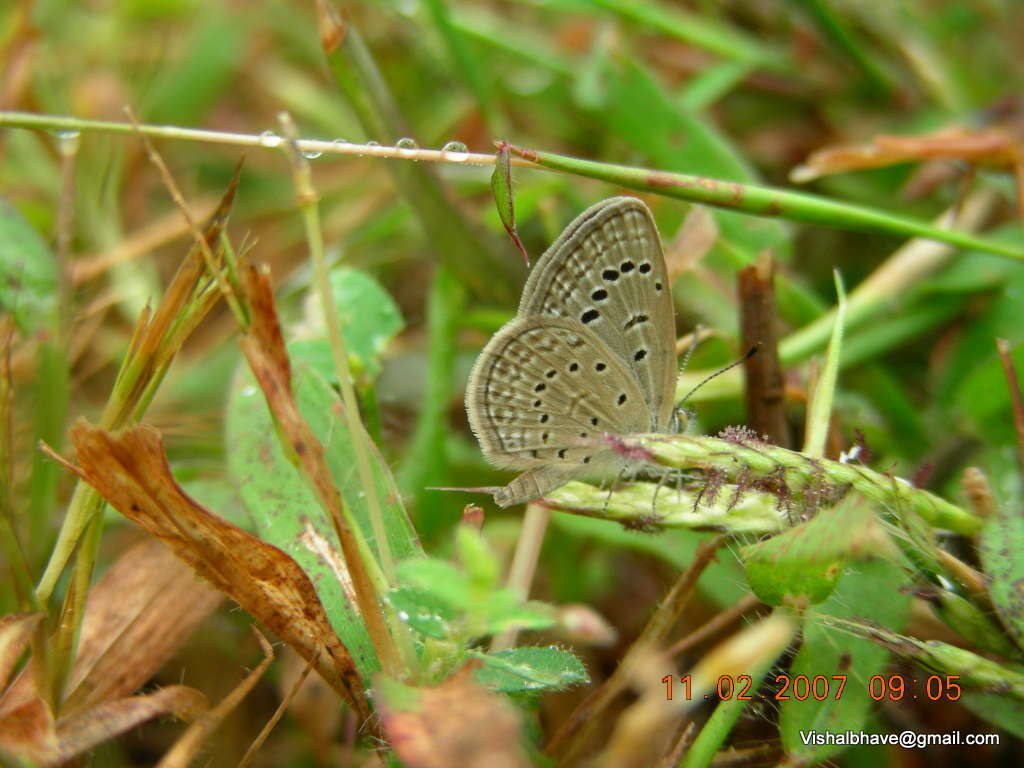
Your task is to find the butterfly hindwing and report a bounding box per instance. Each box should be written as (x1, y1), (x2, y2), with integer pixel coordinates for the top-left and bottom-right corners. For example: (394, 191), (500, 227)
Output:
(465, 316), (649, 471)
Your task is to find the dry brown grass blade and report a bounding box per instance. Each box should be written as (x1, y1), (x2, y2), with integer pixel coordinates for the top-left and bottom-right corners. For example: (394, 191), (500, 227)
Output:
(791, 125), (1022, 183)
(271, 650), (340, 766)
(0, 540), (220, 723)
(237, 264), (400, 676)
(238, 658), (313, 768)
(62, 420), (372, 722)
(0, 613), (44, 691)
(0, 684), (207, 766)
(377, 665), (529, 768)
(71, 198), (219, 285)
(546, 536), (728, 763)
(62, 538), (222, 713)
(156, 628), (274, 768)
(56, 686), (208, 761)
(664, 204), (718, 283)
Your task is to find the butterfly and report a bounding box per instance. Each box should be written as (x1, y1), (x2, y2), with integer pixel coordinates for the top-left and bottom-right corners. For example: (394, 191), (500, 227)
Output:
(465, 197), (677, 507)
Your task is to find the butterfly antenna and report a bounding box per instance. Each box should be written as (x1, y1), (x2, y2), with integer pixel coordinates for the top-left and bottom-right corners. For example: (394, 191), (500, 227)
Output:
(678, 343), (759, 406)
(677, 324), (704, 374)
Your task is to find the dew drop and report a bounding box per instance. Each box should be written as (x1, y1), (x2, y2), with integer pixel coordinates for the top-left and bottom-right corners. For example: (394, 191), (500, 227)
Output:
(440, 140), (469, 162)
(302, 149), (322, 159)
(259, 130), (282, 148)
(396, 137), (419, 159)
(53, 129), (80, 154)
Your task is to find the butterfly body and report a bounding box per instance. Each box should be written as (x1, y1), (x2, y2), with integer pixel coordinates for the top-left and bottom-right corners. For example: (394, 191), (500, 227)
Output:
(466, 197), (677, 507)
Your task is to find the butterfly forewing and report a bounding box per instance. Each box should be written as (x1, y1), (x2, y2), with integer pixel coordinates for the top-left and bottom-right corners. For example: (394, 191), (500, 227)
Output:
(466, 317), (649, 471)
(516, 197), (676, 431)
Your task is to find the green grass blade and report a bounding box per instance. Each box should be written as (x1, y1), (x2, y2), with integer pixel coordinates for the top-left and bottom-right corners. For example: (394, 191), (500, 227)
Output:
(318, 4), (521, 303)
(420, 0), (506, 134)
(508, 144), (1024, 260)
(398, 266), (465, 541)
(791, 0), (896, 97)
(803, 271), (846, 457)
(591, 0), (788, 70)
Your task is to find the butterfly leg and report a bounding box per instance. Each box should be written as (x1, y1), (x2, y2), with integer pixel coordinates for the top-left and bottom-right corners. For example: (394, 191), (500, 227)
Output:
(651, 469), (674, 514)
(602, 465), (631, 514)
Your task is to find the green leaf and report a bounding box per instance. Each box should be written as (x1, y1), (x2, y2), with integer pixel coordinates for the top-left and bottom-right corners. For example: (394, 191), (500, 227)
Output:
(490, 143), (529, 264)
(396, 557), (473, 610)
(387, 586), (457, 640)
(473, 647), (589, 693)
(477, 593), (556, 636)
(961, 692), (1024, 739)
(953, 340), (1024, 447)
(934, 239), (1024, 426)
(395, 553), (555, 639)
(290, 267), (404, 380)
(779, 559), (911, 762)
(979, 498), (1024, 650)
(740, 501), (875, 607)
(929, 589), (1021, 658)
(0, 198), (57, 333)
(456, 524), (500, 592)
(225, 361), (422, 677)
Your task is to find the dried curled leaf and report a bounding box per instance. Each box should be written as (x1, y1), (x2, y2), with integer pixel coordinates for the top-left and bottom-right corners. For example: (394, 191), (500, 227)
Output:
(64, 420), (370, 722)
(63, 538), (222, 714)
(0, 685), (207, 766)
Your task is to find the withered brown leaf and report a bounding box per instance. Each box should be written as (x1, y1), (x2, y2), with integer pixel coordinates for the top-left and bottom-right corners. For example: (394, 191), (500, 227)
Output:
(65, 420), (370, 722)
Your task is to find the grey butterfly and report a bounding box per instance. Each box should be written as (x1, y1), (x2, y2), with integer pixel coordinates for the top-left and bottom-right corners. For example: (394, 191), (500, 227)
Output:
(466, 197), (677, 507)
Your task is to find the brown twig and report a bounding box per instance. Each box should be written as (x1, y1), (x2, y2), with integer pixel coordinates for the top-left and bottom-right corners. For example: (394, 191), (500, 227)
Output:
(664, 593), (762, 659)
(654, 721), (695, 768)
(996, 338), (1024, 476)
(546, 536), (728, 764)
(238, 661), (313, 768)
(738, 253), (789, 447)
(157, 628), (274, 768)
